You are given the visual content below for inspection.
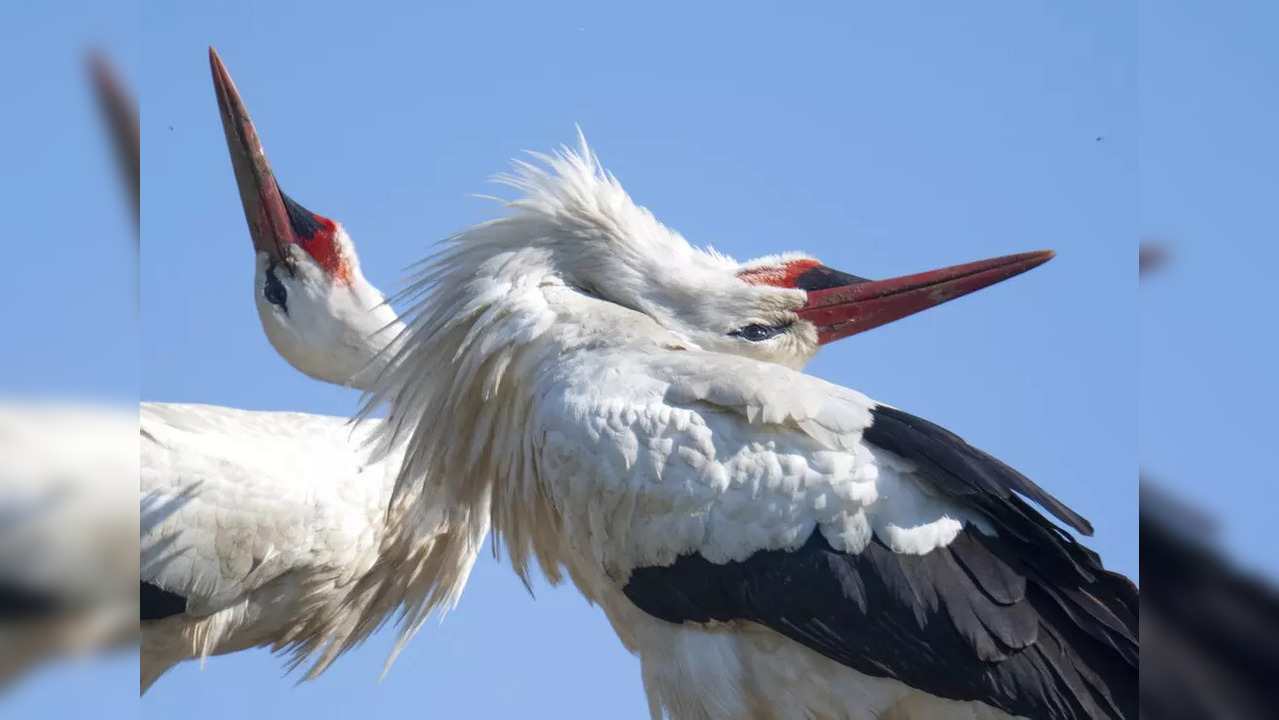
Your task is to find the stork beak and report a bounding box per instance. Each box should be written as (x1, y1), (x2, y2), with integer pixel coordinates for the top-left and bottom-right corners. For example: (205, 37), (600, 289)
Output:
(797, 250), (1055, 344)
(209, 47), (299, 270)
(88, 51), (139, 227)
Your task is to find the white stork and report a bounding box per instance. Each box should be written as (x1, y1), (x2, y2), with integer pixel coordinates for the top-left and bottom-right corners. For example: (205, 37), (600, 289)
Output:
(369, 140), (1138, 720)
(1, 49), (427, 694)
(0, 52), (140, 688)
(138, 50), (467, 692)
(0, 403), (137, 687)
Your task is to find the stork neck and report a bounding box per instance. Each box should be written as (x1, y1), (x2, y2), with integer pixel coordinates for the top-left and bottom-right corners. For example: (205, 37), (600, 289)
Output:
(342, 314), (406, 392)
(256, 259), (409, 392)
(322, 280), (407, 391)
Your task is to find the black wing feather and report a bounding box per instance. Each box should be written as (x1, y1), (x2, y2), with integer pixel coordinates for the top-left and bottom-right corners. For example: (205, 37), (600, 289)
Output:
(623, 404), (1137, 720)
(866, 405), (1094, 537)
(140, 581), (186, 621)
(0, 582), (60, 619)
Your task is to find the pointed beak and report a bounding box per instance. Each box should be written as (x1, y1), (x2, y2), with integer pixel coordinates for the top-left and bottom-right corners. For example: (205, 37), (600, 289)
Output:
(1139, 244), (1167, 275)
(88, 51), (139, 227)
(797, 250), (1055, 344)
(209, 47), (296, 270)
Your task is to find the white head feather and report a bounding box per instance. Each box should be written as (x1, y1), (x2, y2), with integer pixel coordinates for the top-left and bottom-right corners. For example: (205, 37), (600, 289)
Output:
(364, 132), (837, 595)
(253, 223), (404, 391)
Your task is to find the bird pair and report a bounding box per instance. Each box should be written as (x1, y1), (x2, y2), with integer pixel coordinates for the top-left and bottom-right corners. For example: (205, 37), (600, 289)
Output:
(138, 48), (1137, 720)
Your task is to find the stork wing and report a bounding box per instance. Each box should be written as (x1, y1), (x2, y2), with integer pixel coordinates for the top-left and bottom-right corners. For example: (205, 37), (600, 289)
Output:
(140, 403), (388, 621)
(0, 404), (136, 610)
(537, 350), (1137, 720)
(0, 404), (137, 685)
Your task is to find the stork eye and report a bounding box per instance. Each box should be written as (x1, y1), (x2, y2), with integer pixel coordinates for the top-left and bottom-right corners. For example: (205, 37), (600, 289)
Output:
(263, 264), (289, 312)
(730, 323), (788, 342)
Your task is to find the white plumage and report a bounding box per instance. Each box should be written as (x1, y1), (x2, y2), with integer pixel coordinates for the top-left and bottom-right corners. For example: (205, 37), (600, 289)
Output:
(0, 403), (137, 687)
(368, 138), (1137, 720)
(136, 202), (466, 693)
(140, 49), (468, 691)
(0, 54), (140, 688)
(139, 49), (1135, 717)
(137, 214), (467, 689)
(140, 403), (407, 688)
(6, 49), (448, 694)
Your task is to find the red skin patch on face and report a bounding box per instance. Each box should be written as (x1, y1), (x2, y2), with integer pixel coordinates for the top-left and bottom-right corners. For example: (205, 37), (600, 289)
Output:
(295, 215), (352, 285)
(737, 259), (821, 289)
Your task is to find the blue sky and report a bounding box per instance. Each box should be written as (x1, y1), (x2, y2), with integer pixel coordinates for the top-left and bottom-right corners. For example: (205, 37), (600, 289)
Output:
(0, 1), (140, 715)
(1139, 0), (1279, 584)
(14, 0), (1262, 717)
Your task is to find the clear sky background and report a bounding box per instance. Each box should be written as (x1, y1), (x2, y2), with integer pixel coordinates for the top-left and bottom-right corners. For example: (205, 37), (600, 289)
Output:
(0, 1), (141, 716)
(5, 0), (1269, 718)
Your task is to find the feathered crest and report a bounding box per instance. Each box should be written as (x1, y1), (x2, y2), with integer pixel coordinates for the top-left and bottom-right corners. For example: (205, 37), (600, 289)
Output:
(170, 135), (813, 685)
(336, 133), (791, 681)
(357, 131), (689, 603)
(362, 129), (685, 457)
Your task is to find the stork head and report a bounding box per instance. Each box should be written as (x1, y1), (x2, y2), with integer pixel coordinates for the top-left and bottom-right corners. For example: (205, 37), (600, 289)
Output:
(418, 137), (1053, 372)
(210, 47), (400, 390)
(715, 249), (1053, 368)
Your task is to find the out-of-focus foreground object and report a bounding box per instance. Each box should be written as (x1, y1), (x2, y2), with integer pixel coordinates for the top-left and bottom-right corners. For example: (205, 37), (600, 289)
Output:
(88, 49), (139, 226)
(1139, 243), (1166, 275)
(0, 50), (140, 693)
(1140, 481), (1279, 720)
(1140, 245), (1279, 719)
(0, 403), (138, 688)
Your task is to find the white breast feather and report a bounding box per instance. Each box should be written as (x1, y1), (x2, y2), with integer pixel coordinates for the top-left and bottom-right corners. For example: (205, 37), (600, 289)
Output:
(140, 402), (405, 674)
(0, 403), (138, 686)
(141, 403), (387, 605)
(525, 349), (984, 587)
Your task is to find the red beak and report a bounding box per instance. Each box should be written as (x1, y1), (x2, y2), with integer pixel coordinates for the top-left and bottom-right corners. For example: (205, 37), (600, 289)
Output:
(209, 47), (303, 271)
(88, 51), (139, 227)
(797, 250), (1055, 344)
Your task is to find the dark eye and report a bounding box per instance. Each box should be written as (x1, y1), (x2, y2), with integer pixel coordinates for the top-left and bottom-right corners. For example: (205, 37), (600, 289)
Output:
(263, 264), (289, 313)
(730, 323), (787, 342)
